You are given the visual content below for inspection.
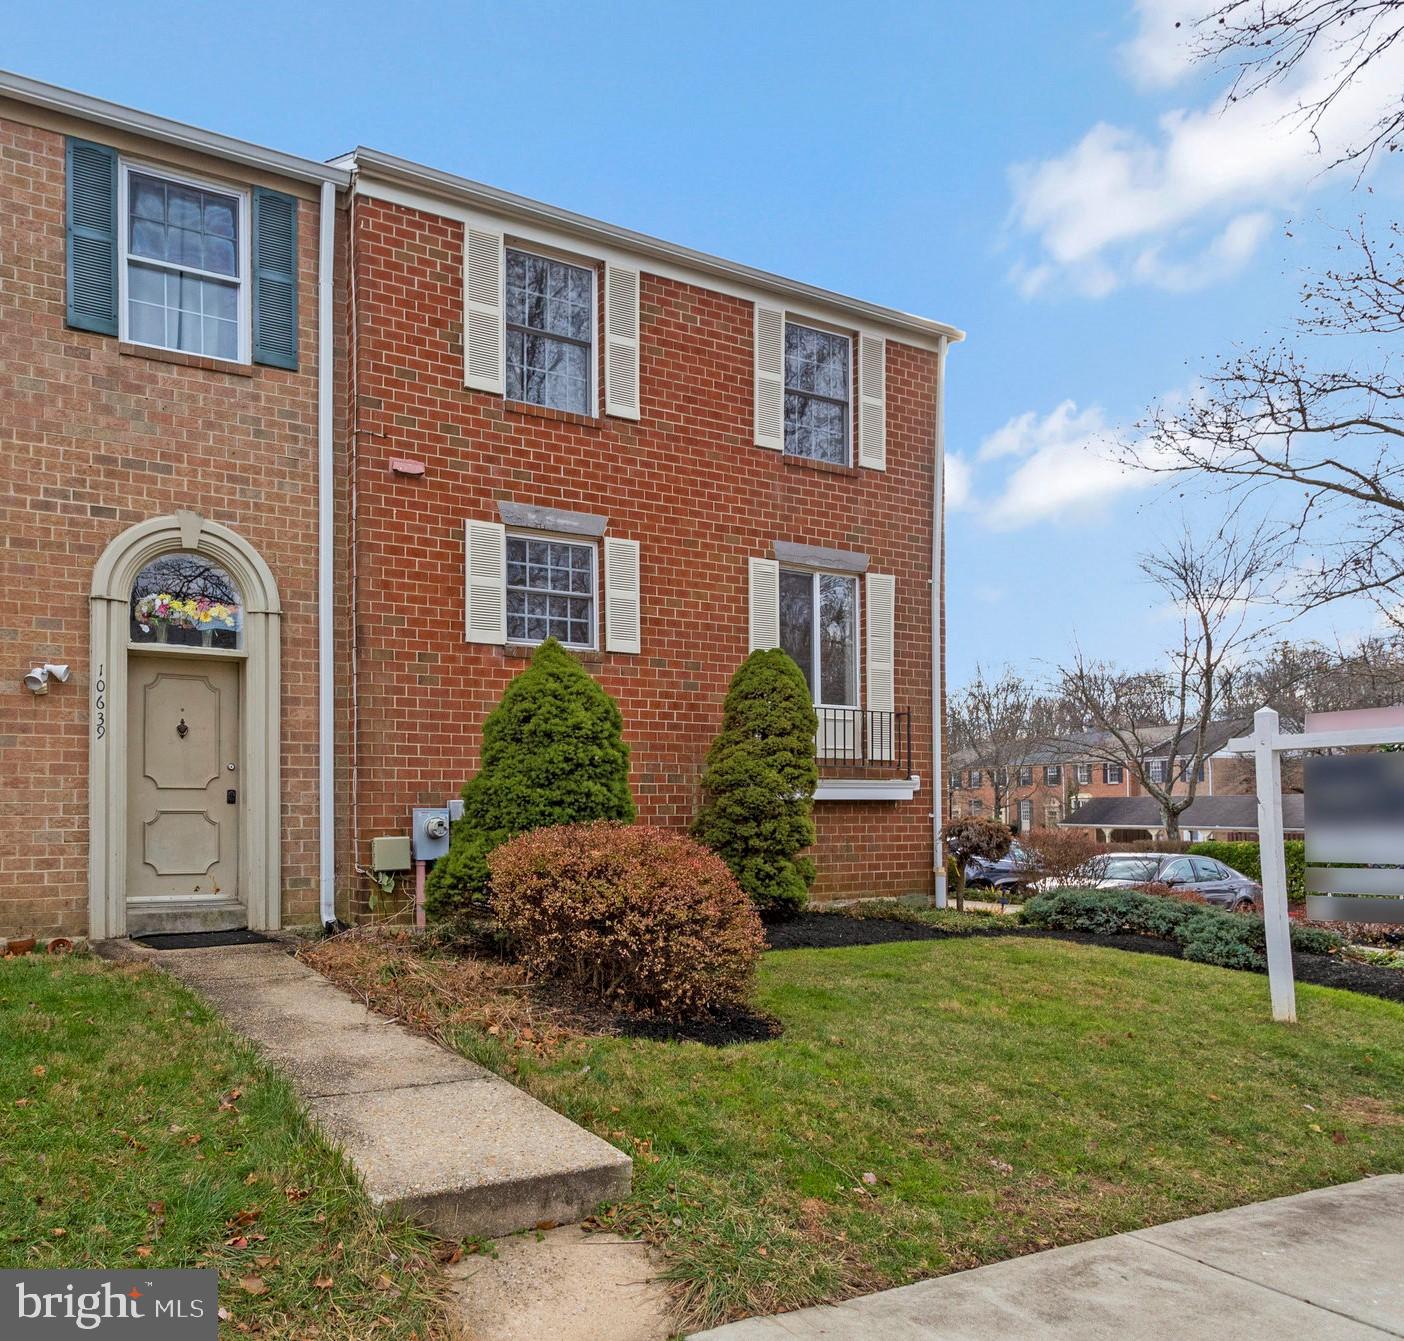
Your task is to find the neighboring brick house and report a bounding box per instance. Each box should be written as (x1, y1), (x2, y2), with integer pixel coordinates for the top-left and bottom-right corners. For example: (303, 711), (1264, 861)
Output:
(0, 73), (343, 940)
(1, 73), (959, 941)
(948, 716), (1307, 843)
(337, 148), (960, 907)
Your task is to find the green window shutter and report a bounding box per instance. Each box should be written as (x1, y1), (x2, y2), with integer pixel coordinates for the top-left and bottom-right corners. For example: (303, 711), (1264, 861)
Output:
(65, 137), (118, 336)
(252, 187), (298, 370)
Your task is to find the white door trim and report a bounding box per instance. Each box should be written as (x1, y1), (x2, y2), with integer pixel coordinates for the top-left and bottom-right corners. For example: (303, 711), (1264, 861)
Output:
(89, 511), (282, 939)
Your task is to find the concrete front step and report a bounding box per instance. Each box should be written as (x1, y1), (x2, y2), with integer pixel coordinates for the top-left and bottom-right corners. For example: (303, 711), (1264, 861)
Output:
(125, 897), (249, 935)
(101, 940), (631, 1240)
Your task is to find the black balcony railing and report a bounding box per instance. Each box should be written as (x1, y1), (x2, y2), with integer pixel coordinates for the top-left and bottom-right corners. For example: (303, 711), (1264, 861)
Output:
(815, 707), (913, 778)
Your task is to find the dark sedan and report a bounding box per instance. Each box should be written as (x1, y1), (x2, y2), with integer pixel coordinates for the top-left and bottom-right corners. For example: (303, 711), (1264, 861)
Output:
(1089, 852), (1261, 911)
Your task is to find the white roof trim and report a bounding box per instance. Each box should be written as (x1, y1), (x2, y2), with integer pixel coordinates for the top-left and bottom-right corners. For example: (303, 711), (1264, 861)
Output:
(0, 69), (349, 188)
(341, 147), (965, 348)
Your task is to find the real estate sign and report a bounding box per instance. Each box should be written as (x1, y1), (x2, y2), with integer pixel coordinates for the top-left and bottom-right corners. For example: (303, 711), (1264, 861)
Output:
(1304, 743), (1404, 924)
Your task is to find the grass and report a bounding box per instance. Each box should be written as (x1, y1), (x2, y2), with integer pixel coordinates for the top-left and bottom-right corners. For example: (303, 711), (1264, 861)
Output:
(0, 954), (448, 1340)
(311, 932), (1404, 1330)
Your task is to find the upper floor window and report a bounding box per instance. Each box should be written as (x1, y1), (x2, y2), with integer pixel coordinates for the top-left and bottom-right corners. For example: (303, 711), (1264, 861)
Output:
(779, 568), (858, 706)
(124, 167), (245, 362)
(130, 553), (243, 649)
(1044, 764), (1061, 785)
(1019, 764), (1033, 786)
(505, 249), (593, 415)
(1148, 759), (1168, 783)
(1074, 763), (1092, 786)
(969, 769), (982, 788)
(784, 322), (850, 465)
(505, 534), (596, 649)
(1105, 763), (1124, 785)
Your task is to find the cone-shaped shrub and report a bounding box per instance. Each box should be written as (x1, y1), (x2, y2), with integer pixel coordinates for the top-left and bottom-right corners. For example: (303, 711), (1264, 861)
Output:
(691, 649), (819, 913)
(425, 638), (635, 916)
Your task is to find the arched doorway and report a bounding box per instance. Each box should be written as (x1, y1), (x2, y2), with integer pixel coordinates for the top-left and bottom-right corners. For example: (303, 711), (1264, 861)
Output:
(89, 511), (281, 939)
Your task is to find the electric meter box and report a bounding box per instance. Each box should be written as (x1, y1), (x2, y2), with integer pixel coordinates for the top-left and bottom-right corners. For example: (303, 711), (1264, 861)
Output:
(412, 806), (452, 861)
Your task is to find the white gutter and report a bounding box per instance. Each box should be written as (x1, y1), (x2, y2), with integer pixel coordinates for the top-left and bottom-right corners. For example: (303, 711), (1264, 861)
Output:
(932, 335), (949, 908)
(0, 69), (348, 188)
(317, 180), (337, 927)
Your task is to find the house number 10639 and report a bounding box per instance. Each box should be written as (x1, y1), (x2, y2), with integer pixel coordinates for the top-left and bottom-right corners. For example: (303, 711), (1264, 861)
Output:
(94, 663), (106, 740)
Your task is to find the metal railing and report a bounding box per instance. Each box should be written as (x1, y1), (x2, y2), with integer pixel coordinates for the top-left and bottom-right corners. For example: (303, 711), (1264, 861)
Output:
(815, 707), (912, 777)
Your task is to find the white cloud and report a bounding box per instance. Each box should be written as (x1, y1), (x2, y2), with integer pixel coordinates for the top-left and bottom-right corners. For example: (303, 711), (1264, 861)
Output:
(1007, 1), (1404, 297)
(944, 451), (973, 511)
(972, 399), (1159, 530)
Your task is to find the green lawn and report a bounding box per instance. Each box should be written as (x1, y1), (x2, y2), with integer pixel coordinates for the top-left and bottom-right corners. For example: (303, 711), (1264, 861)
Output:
(0, 955), (446, 1340)
(429, 936), (1404, 1329)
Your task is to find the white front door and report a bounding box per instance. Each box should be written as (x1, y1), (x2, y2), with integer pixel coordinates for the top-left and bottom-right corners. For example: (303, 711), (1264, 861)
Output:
(125, 654), (241, 907)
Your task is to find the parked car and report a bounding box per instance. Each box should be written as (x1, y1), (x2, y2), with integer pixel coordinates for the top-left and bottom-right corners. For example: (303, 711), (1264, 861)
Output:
(1078, 852), (1262, 912)
(965, 842), (1032, 892)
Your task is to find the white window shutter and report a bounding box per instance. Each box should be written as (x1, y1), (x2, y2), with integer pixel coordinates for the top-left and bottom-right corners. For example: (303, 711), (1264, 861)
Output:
(464, 519), (507, 644)
(464, 223), (504, 394)
(858, 333), (886, 470)
(604, 536), (641, 653)
(604, 263), (640, 420)
(866, 572), (896, 759)
(754, 305), (785, 450)
(749, 557), (780, 650)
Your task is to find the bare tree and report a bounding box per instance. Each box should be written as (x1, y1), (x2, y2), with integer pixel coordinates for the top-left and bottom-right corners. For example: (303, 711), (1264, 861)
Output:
(1129, 3), (1404, 630)
(1054, 526), (1281, 838)
(1189, 1), (1404, 172)
(947, 667), (1044, 821)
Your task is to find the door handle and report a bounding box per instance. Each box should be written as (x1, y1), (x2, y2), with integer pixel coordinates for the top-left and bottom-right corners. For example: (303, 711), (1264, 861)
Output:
(227, 789), (237, 805)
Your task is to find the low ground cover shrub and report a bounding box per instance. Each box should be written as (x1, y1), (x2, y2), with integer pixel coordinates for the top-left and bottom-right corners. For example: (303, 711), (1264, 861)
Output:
(489, 821), (765, 1019)
(1022, 887), (1342, 971)
(1189, 839), (1306, 901)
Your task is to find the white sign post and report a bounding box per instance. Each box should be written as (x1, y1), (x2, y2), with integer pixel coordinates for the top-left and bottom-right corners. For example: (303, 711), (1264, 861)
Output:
(1228, 704), (1404, 1024)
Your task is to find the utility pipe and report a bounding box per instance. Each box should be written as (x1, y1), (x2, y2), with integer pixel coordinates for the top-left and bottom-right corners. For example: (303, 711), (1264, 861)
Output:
(317, 179), (337, 929)
(932, 335), (948, 908)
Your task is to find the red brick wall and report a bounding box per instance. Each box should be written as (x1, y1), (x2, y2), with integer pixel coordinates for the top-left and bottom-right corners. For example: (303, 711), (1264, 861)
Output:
(347, 195), (939, 904)
(0, 111), (327, 937)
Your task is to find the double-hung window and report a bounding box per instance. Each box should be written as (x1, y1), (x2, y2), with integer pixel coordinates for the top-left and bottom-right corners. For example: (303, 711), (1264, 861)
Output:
(505, 534), (596, 649)
(778, 568), (859, 706)
(1044, 764), (1061, 785)
(1148, 759), (1168, 783)
(1074, 763), (1092, 785)
(1104, 763), (1123, 784)
(784, 321), (850, 464)
(122, 166), (246, 362)
(505, 248), (593, 414)
(1019, 764), (1033, 786)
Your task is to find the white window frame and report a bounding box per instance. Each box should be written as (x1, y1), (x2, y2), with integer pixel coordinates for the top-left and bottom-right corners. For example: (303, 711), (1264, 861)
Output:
(969, 769), (982, 787)
(1148, 759), (1168, 784)
(1075, 763), (1092, 786)
(1019, 764), (1033, 786)
(1044, 764), (1061, 785)
(783, 317), (853, 466)
(1105, 762), (1124, 785)
(504, 241), (598, 417)
(1019, 798), (1033, 831)
(504, 528), (598, 652)
(117, 159), (252, 364)
(779, 566), (861, 709)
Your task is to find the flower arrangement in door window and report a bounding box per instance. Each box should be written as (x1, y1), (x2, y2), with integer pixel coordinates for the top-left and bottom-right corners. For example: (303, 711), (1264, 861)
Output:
(134, 592), (240, 634)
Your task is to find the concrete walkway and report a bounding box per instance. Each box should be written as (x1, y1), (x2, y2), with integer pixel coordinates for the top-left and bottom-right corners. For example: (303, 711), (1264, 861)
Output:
(105, 939), (631, 1240)
(692, 1176), (1404, 1340)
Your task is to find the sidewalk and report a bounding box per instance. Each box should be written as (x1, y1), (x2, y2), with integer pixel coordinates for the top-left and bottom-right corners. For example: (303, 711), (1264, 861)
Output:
(691, 1175), (1404, 1339)
(102, 939), (631, 1240)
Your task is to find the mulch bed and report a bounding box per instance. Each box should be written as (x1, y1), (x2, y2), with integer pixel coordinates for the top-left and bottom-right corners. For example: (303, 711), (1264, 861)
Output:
(763, 911), (1404, 1007)
(619, 1005), (783, 1046)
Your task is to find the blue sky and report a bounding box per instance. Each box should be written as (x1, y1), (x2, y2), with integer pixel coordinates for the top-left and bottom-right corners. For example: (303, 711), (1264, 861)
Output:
(9, 1), (1401, 686)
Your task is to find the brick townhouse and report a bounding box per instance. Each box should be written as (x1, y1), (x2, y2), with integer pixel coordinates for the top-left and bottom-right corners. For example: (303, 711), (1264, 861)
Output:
(0, 73), (961, 941)
(948, 717), (1300, 842)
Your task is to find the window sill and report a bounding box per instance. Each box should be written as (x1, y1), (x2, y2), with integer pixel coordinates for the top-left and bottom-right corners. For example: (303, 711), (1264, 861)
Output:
(783, 453), (859, 478)
(118, 342), (255, 378)
(503, 399), (604, 431)
(815, 775), (922, 802)
(503, 641), (604, 667)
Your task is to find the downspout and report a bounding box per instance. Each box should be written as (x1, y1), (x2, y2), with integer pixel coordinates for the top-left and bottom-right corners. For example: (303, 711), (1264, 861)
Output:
(318, 179), (337, 929)
(932, 334), (948, 908)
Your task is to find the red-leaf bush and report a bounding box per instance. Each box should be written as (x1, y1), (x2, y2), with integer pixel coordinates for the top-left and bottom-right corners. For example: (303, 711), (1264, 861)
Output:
(488, 821), (766, 1019)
